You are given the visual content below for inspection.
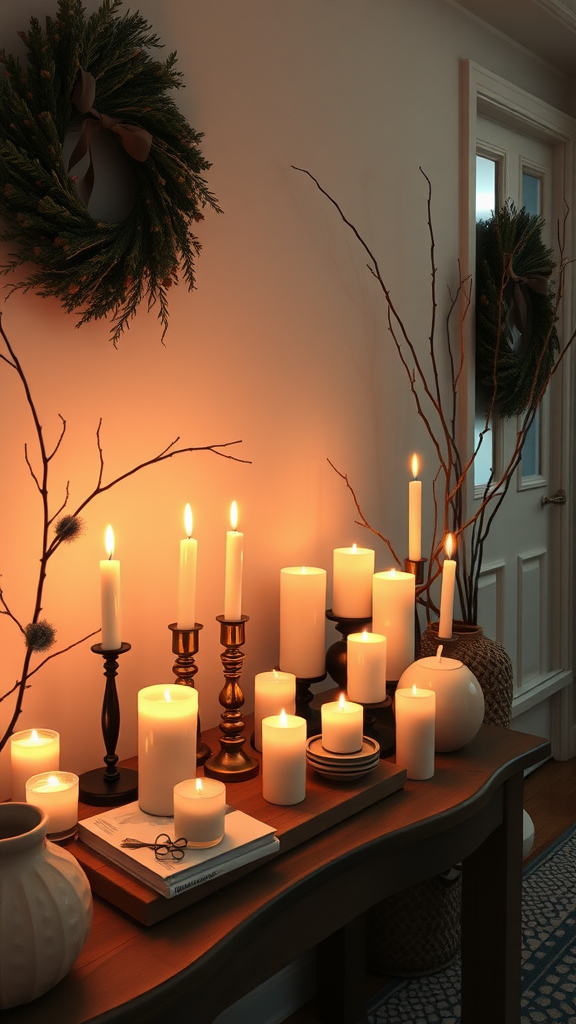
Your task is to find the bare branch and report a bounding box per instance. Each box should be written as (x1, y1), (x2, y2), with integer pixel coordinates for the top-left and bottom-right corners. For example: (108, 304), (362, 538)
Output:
(26, 629), (101, 679)
(327, 460), (401, 566)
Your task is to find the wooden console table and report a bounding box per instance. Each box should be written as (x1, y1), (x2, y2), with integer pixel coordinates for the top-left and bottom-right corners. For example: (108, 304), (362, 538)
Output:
(2, 724), (549, 1024)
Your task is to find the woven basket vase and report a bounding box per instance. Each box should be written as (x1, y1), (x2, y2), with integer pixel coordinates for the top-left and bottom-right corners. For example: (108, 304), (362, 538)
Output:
(367, 621), (513, 976)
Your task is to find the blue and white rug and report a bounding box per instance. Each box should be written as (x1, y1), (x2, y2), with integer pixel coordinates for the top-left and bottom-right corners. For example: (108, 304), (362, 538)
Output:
(368, 824), (576, 1024)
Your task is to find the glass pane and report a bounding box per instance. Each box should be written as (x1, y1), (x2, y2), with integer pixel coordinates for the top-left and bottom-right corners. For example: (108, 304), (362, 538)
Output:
(521, 409), (540, 479)
(476, 155), (496, 222)
(522, 172), (541, 217)
(474, 395), (494, 490)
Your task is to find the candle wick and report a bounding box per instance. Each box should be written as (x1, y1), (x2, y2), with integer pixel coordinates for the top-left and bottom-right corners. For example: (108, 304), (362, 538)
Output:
(436, 644), (444, 663)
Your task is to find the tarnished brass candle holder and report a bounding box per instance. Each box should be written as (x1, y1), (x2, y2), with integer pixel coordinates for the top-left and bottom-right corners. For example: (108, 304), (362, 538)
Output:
(325, 609), (372, 691)
(204, 616), (259, 782)
(168, 622), (210, 766)
(79, 642), (138, 806)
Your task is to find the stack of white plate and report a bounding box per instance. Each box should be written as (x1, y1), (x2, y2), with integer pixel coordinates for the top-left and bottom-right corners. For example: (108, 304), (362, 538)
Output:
(306, 735), (381, 781)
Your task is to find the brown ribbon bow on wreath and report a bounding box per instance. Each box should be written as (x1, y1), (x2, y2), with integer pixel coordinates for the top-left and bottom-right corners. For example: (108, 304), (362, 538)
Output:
(67, 69), (153, 204)
(504, 252), (551, 341)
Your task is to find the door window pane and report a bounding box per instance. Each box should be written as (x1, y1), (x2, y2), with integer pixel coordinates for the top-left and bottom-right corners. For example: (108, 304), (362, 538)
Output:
(521, 409), (541, 480)
(476, 155), (497, 222)
(475, 154), (498, 488)
(522, 172), (541, 217)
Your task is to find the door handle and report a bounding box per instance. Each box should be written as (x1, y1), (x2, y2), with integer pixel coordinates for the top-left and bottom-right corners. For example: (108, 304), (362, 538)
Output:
(541, 489), (566, 507)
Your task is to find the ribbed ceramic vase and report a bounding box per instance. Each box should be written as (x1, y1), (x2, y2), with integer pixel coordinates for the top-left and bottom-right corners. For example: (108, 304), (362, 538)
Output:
(0, 802), (93, 1009)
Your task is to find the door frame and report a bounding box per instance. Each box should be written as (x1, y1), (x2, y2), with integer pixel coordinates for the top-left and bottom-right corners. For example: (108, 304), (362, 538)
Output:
(460, 60), (576, 759)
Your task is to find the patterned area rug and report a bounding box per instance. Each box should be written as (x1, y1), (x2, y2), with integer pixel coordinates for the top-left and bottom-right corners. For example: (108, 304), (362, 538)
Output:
(368, 823), (576, 1024)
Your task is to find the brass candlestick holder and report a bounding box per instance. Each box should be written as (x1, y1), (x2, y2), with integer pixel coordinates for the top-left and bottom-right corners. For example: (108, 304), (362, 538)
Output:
(168, 622), (210, 766)
(325, 609), (372, 691)
(204, 615), (259, 782)
(79, 642), (138, 806)
(404, 556), (427, 658)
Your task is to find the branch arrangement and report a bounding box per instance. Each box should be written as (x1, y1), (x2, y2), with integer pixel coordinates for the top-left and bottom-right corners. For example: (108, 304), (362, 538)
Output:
(293, 166), (574, 624)
(0, 313), (249, 754)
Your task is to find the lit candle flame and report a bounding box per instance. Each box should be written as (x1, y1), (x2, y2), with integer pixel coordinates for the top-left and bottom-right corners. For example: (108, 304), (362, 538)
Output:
(412, 684), (418, 696)
(300, 566), (307, 574)
(105, 524), (115, 559)
(164, 689), (172, 703)
(338, 692), (347, 710)
(47, 775), (59, 787)
(280, 708), (288, 726)
(184, 503), (193, 538)
(195, 778), (203, 793)
(230, 500), (238, 531)
(411, 453), (419, 478)
(352, 542), (357, 552)
(30, 728), (39, 742)
(273, 668), (278, 678)
(445, 533), (455, 559)
(361, 630), (368, 642)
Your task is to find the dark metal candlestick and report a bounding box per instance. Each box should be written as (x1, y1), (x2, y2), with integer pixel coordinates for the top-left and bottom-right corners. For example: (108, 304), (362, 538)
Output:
(325, 609), (372, 691)
(79, 642), (138, 806)
(295, 671), (326, 738)
(204, 616), (259, 782)
(168, 622), (210, 766)
(404, 556), (427, 657)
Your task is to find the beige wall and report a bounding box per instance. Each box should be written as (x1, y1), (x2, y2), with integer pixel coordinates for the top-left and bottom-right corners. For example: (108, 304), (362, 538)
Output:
(0, 0), (572, 796)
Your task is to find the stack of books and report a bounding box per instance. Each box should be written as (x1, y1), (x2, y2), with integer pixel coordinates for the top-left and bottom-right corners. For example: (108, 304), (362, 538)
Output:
(78, 801), (279, 899)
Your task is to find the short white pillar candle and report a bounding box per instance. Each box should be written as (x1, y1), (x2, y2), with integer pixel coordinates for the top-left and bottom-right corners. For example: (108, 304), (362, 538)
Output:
(279, 566), (327, 679)
(332, 545), (375, 618)
(138, 684), (198, 816)
(254, 670), (296, 751)
(346, 632), (387, 704)
(321, 694), (364, 753)
(173, 777), (226, 848)
(26, 771), (79, 837)
(394, 686), (436, 780)
(10, 728), (60, 802)
(262, 710), (307, 805)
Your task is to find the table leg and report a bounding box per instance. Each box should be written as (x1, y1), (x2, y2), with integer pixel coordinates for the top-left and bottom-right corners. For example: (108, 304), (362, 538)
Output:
(461, 771), (523, 1024)
(316, 914), (368, 1024)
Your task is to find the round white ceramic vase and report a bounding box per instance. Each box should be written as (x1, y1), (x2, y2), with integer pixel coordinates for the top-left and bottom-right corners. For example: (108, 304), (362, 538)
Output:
(0, 802), (93, 1009)
(397, 654), (485, 751)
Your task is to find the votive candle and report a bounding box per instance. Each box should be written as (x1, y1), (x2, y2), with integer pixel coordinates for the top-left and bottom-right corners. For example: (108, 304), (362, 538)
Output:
(173, 777), (226, 848)
(26, 771), (79, 837)
(10, 728), (60, 802)
(321, 694), (363, 753)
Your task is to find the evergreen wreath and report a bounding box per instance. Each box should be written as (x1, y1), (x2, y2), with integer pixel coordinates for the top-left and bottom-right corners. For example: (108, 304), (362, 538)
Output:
(0, 0), (220, 344)
(475, 201), (558, 418)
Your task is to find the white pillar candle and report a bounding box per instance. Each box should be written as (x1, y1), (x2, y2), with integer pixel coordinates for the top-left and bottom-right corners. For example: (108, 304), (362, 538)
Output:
(138, 685), (198, 816)
(372, 569), (415, 680)
(321, 693), (364, 753)
(10, 728), (60, 802)
(332, 545), (375, 618)
(346, 631), (387, 704)
(394, 686), (436, 780)
(408, 454), (422, 561)
(177, 504), (198, 629)
(173, 777), (226, 848)
(100, 524), (121, 651)
(26, 771), (79, 836)
(279, 566), (327, 678)
(254, 669), (296, 751)
(262, 710), (306, 805)
(438, 534), (457, 639)
(224, 501), (243, 621)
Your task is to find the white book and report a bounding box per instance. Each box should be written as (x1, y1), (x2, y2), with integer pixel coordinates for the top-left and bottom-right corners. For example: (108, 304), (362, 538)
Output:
(78, 801), (279, 898)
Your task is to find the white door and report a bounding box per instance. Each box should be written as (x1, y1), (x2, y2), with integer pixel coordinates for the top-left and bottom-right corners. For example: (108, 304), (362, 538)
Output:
(462, 65), (575, 758)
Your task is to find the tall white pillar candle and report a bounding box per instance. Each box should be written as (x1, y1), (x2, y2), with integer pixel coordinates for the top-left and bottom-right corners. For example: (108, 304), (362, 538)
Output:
(224, 501), (243, 620)
(26, 771), (79, 836)
(100, 525), (121, 651)
(408, 454), (422, 561)
(177, 504), (197, 629)
(262, 711), (306, 805)
(10, 728), (60, 802)
(394, 686), (436, 780)
(279, 566), (327, 678)
(346, 632), (387, 704)
(254, 669), (296, 751)
(438, 534), (457, 639)
(372, 570), (415, 680)
(332, 545), (375, 618)
(321, 694), (363, 753)
(173, 777), (226, 848)
(138, 684), (198, 815)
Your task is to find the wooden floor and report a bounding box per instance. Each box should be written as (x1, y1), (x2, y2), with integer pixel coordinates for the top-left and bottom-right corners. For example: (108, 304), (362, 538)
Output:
(284, 753), (576, 1024)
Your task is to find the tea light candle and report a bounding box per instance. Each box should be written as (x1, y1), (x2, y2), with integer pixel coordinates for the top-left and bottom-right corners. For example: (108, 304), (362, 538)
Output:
(101, 524), (121, 651)
(173, 777), (226, 848)
(332, 545), (375, 618)
(394, 686), (435, 780)
(262, 710), (306, 805)
(279, 566), (327, 679)
(372, 569), (415, 680)
(177, 503), (197, 629)
(346, 631), (387, 704)
(224, 501), (243, 621)
(253, 669), (296, 751)
(321, 693), (364, 753)
(10, 728), (60, 802)
(138, 685), (198, 816)
(26, 771), (79, 837)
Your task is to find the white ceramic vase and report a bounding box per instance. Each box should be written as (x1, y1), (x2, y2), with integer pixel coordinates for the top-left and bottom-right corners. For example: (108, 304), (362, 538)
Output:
(397, 654), (485, 751)
(0, 802), (93, 1009)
